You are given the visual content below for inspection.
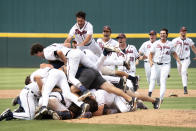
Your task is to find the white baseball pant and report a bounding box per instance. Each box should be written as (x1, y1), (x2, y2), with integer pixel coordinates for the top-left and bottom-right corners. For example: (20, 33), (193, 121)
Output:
(13, 89), (38, 120)
(149, 63), (170, 100)
(177, 58), (190, 87)
(66, 49), (97, 88)
(41, 69), (83, 108)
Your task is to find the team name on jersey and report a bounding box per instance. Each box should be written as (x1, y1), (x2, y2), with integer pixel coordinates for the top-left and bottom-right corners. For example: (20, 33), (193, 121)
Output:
(176, 41), (189, 46)
(75, 29), (87, 36)
(147, 44), (151, 48)
(156, 44), (170, 50)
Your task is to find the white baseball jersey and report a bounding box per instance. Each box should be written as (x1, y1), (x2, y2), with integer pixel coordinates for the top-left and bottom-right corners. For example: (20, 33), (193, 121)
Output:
(69, 21), (93, 45)
(172, 37), (195, 59)
(30, 67), (51, 83)
(97, 38), (119, 50)
(68, 21), (102, 56)
(139, 40), (154, 61)
(150, 40), (175, 63)
(90, 89), (130, 113)
(43, 43), (70, 62)
(118, 45), (139, 75)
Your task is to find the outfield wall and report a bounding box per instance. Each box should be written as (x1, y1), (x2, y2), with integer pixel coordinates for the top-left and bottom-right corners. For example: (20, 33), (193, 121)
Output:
(0, 0), (196, 67)
(0, 37), (195, 67)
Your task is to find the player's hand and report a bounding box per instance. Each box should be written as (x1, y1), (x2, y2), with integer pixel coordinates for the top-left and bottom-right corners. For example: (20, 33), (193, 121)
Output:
(193, 57), (196, 60)
(149, 61), (154, 67)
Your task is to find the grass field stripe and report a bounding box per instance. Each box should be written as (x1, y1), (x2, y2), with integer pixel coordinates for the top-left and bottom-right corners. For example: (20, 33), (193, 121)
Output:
(0, 33), (196, 38)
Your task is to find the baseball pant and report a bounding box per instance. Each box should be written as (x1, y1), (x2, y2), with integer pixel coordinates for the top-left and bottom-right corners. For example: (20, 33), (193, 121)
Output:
(177, 58), (190, 87)
(149, 63), (170, 100)
(66, 49), (97, 88)
(41, 69), (83, 108)
(13, 89), (37, 120)
(144, 61), (160, 85)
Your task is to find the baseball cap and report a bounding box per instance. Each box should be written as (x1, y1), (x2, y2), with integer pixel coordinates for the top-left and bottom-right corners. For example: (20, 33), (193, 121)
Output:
(116, 33), (126, 39)
(149, 30), (157, 35)
(103, 25), (111, 32)
(180, 26), (187, 32)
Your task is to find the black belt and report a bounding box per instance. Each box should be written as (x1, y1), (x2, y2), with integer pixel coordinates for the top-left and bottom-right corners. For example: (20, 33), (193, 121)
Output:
(65, 50), (71, 56)
(156, 63), (168, 65)
(180, 57), (189, 61)
(24, 87), (38, 97)
(144, 61), (148, 63)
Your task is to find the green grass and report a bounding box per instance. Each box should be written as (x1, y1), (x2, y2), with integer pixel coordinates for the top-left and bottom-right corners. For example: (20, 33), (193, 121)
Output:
(0, 68), (196, 130)
(0, 120), (195, 131)
(0, 68), (196, 90)
(144, 97), (196, 110)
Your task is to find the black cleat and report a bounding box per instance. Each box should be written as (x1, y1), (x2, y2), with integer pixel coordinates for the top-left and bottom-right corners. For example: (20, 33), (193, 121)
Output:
(133, 76), (139, 91)
(137, 100), (148, 110)
(0, 108), (13, 121)
(79, 103), (90, 118)
(34, 106), (48, 120)
(153, 98), (161, 109)
(184, 87), (188, 94)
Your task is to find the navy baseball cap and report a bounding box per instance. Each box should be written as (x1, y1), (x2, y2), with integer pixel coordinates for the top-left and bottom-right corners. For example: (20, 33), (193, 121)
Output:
(103, 25), (111, 32)
(149, 30), (157, 35)
(116, 33), (126, 39)
(180, 26), (187, 32)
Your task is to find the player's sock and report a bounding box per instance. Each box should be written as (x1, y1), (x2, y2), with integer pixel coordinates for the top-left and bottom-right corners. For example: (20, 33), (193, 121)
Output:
(127, 75), (136, 82)
(57, 111), (72, 120)
(78, 85), (88, 93)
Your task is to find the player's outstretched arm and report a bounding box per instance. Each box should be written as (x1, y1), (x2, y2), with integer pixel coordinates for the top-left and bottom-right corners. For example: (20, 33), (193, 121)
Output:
(172, 52), (181, 65)
(57, 50), (67, 65)
(77, 34), (92, 46)
(64, 35), (72, 44)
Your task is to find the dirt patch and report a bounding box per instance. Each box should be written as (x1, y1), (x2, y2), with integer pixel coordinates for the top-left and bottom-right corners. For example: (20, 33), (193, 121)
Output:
(0, 90), (20, 98)
(0, 89), (196, 99)
(0, 89), (196, 128)
(65, 109), (196, 128)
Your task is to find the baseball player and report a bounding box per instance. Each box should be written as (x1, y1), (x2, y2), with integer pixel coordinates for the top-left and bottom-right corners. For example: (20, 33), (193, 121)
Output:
(30, 67), (90, 119)
(172, 26), (196, 94)
(30, 43), (97, 96)
(149, 28), (181, 106)
(116, 33), (139, 89)
(97, 25), (119, 50)
(0, 82), (40, 121)
(91, 89), (131, 116)
(64, 11), (102, 56)
(139, 30), (160, 87)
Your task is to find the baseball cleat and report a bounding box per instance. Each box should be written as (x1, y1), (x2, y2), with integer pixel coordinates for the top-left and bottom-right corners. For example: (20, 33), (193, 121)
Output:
(103, 45), (121, 54)
(48, 110), (61, 120)
(184, 87), (188, 94)
(153, 98), (161, 109)
(78, 91), (92, 101)
(0, 108), (13, 121)
(79, 103), (90, 118)
(137, 100), (148, 110)
(34, 106), (48, 120)
(133, 76), (139, 92)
